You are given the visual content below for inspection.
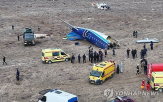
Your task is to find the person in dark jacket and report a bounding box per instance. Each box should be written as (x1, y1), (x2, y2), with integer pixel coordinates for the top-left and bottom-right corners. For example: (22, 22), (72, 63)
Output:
(78, 54), (81, 63)
(104, 49), (107, 57)
(17, 34), (20, 41)
(16, 69), (20, 81)
(94, 51), (97, 63)
(71, 53), (75, 63)
(150, 41), (153, 50)
(113, 48), (115, 56)
(90, 52), (93, 63)
(3, 56), (7, 65)
(136, 64), (139, 75)
(83, 54), (86, 63)
(117, 64), (119, 74)
(96, 53), (99, 63)
(127, 48), (130, 58)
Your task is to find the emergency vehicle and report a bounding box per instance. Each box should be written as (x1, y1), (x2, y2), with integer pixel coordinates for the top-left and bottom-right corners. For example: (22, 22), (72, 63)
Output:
(42, 48), (70, 64)
(89, 61), (115, 84)
(147, 63), (163, 79)
(150, 72), (163, 92)
(38, 89), (78, 102)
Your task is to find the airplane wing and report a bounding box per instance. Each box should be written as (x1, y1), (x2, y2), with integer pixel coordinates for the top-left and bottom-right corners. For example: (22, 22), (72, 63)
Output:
(66, 31), (84, 41)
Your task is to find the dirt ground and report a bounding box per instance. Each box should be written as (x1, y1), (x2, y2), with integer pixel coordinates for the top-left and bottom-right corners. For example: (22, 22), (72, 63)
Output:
(0, 0), (163, 102)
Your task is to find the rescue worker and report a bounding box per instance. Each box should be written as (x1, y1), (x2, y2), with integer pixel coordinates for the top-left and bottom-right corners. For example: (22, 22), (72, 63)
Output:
(78, 54), (81, 63)
(150, 41), (153, 50)
(3, 56), (7, 65)
(136, 64), (139, 75)
(117, 64), (119, 74)
(146, 81), (150, 91)
(16, 69), (20, 81)
(83, 54), (86, 63)
(127, 48), (130, 58)
(141, 80), (145, 90)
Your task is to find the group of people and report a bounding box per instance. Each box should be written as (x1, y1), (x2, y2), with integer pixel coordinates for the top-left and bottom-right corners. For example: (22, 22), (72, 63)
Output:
(141, 80), (150, 91)
(133, 31), (138, 38)
(71, 53), (86, 63)
(71, 47), (109, 64)
(126, 48), (137, 59)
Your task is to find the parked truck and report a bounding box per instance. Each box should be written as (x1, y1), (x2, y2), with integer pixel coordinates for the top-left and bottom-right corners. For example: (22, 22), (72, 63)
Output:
(147, 63), (163, 79)
(23, 27), (35, 46)
(38, 89), (78, 102)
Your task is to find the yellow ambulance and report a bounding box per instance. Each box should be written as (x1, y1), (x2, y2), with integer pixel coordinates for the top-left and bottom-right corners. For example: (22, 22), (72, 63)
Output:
(42, 48), (70, 64)
(150, 72), (163, 92)
(89, 61), (115, 84)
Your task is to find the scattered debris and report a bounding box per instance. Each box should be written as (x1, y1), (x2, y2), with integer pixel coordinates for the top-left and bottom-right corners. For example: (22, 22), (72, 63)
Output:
(136, 38), (159, 43)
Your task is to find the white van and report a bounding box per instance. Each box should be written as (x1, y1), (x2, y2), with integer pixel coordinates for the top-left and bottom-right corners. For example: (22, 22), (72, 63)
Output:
(38, 89), (78, 102)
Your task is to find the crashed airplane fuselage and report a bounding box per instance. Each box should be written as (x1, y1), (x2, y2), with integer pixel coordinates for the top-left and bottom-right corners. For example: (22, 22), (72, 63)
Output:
(57, 17), (119, 49)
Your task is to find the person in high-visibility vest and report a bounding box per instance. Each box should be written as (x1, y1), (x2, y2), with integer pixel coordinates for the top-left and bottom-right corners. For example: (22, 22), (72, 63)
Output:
(146, 81), (150, 91)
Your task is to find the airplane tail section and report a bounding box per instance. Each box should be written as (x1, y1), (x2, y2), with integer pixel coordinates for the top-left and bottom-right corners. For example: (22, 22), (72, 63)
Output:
(56, 16), (78, 31)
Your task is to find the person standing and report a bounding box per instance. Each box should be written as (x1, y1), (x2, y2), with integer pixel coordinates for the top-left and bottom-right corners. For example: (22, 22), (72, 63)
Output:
(117, 64), (119, 74)
(143, 43), (146, 49)
(3, 56), (7, 65)
(141, 80), (145, 90)
(83, 54), (86, 63)
(113, 48), (115, 56)
(17, 34), (20, 41)
(38, 26), (40, 31)
(120, 62), (123, 73)
(78, 54), (81, 63)
(150, 41), (153, 50)
(90, 52), (93, 63)
(16, 69), (20, 81)
(134, 49), (137, 58)
(131, 49), (134, 59)
(127, 48), (130, 58)
(94, 51), (97, 63)
(104, 49), (107, 57)
(71, 53), (75, 63)
(96, 53), (99, 63)
(146, 81), (150, 91)
(136, 64), (139, 75)
(12, 25), (14, 30)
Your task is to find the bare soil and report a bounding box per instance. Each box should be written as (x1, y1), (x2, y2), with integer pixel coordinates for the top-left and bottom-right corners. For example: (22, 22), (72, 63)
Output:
(0, 0), (163, 102)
